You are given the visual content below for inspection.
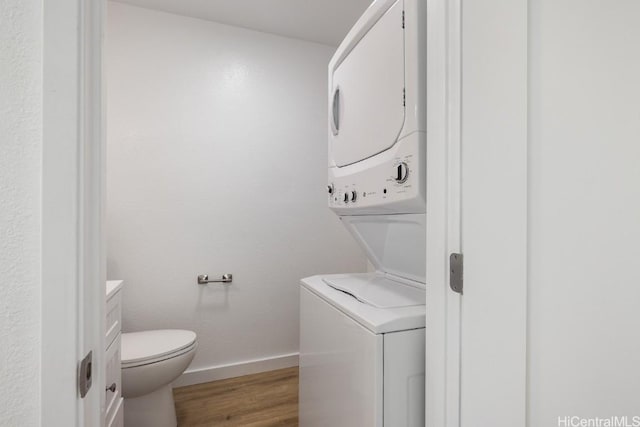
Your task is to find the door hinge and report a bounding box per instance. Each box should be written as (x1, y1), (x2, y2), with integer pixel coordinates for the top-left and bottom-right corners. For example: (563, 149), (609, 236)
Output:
(402, 10), (405, 28)
(402, 88), (406, 106)
(78, 350), (93, 398)
(449, 253), (463, 294)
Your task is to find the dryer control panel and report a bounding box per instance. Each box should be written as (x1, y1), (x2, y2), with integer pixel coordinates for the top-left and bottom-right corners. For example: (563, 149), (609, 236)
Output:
(328, 132), (425, 215)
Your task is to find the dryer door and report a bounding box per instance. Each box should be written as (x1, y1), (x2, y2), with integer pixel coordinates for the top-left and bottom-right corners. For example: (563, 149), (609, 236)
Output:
(330, 0), (405, 167)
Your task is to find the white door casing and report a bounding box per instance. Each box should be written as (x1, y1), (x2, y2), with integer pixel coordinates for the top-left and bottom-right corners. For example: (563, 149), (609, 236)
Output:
(425, 0), (462, 425)
(42, 0), (106, 426)
(428, 1), (529, 426)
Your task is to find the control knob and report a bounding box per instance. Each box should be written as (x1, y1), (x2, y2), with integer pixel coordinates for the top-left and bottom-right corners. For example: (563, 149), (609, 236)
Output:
(343, 193), (349, 203)
(327, 184), (334, 195)
(395, 162), (409, 184)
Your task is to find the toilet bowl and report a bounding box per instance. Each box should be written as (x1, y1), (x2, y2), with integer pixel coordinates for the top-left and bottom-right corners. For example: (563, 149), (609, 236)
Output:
(121, 329), (197, 427)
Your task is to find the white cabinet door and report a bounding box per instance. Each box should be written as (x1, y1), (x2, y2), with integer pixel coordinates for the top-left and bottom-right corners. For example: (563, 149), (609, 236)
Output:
(330, 0), (405, 167)
(105, 334), (122, 422)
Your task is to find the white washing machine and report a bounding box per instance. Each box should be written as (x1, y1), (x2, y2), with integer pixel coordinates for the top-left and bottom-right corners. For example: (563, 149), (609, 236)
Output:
(299, 0), (427, 425)
(300, 274), (425, 427)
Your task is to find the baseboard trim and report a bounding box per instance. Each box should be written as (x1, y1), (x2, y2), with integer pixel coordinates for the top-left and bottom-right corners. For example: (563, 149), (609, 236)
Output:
(173, 352), (299, 388)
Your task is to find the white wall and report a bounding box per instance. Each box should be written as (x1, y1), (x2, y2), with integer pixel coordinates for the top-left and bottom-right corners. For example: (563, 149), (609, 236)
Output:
(528, 0), (640, 424)
(0, 1), (42, 425)
(106, 2), (367, 380)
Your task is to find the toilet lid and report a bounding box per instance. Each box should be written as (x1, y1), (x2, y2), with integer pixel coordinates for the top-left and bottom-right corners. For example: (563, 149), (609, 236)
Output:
(121, 329), (197, 368)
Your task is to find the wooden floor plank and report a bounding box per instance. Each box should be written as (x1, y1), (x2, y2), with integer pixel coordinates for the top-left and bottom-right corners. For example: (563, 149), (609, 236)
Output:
(173, 367), (299, 427)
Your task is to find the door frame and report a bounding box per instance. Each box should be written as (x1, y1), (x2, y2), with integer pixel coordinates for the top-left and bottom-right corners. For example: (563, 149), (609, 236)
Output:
(42, 0), (106, 425)
(40, 1), (467, 425)
(425, 0), (462, 425)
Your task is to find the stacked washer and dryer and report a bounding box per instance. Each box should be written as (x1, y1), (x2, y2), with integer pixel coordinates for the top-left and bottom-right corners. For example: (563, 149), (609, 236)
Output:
(299, 0), (426, 426)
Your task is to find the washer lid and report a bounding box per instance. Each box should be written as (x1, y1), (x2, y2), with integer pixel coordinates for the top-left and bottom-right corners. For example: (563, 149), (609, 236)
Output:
(121, 329), (196, 366)
(322, 275), (424, 308)
(301, 273), (426, 334)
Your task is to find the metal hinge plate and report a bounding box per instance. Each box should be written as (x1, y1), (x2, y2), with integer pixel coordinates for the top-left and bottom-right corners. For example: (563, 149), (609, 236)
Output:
(78, 350), (93, 398)
(450, 253), (463, 294)
(403, 88), (406, 106)
(402, 10), (405, 28)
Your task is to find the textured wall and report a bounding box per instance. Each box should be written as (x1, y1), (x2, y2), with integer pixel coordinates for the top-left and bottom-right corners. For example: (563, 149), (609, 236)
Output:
(0, 0), (42, 425)
(106, 3), (367, 377)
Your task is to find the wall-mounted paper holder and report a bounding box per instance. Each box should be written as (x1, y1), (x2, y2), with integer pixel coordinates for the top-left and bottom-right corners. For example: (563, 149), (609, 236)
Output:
(197, 273), (233, 284)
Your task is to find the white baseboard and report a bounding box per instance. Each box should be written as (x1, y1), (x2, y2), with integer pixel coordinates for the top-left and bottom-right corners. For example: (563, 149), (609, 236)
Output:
(173, 352), (299, 388)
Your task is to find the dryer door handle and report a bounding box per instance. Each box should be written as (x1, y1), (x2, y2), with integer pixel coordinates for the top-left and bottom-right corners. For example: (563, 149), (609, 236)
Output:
(331, 86), (340, 136)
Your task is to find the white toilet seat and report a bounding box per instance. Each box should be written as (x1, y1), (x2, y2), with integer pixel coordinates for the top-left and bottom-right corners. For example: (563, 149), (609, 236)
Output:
(122, 329), (197, 368)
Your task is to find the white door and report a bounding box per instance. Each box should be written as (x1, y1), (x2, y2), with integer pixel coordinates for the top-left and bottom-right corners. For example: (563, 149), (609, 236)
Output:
(42, 1), (105, 426)
(329, 0), (405, 167)
(458, 0), (528, 426)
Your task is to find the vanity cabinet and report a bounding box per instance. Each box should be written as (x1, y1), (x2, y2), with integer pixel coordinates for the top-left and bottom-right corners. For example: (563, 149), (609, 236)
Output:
(106, 280), (124, 427)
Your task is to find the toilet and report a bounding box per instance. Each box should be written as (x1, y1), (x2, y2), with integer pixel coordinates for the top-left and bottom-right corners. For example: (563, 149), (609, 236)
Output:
(121, 329), (197, 427)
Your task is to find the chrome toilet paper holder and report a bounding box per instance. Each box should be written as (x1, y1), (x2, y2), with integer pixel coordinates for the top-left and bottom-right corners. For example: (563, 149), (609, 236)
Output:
(197, 273), (233, 285)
